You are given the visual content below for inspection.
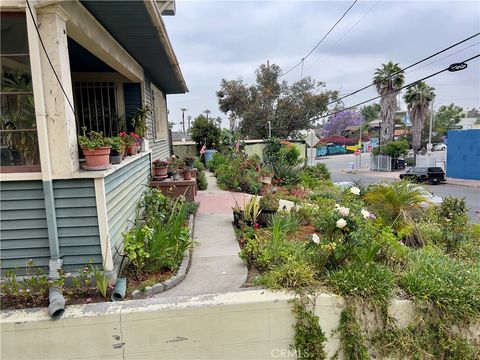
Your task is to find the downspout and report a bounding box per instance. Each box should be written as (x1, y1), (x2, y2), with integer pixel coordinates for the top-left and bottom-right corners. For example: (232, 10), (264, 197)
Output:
(26, 3), (65, 318)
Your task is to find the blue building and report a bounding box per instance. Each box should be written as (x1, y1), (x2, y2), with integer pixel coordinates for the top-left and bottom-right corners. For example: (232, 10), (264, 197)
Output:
(446, 129), (480, 180)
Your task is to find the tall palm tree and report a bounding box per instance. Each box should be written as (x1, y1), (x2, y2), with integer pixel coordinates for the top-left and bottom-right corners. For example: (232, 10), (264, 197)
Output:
(403, 81), (435, 153)
(373, 62), (405, 144)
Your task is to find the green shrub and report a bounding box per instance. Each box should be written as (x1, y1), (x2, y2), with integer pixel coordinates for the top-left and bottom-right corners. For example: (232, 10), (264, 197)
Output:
(372, 319), (478, 360)
(417, 222), (444, 246)
(272, 161), (301, 186)
(401, 249), (480, 319)
(327, 263), (395, 305)
(256, 259), (316, 290)
(372, 139), (409, 158)
(436, 197), (469, 252)
(207, 152), (229, 172)
(302, 163), (331, 181)
(196, 169), (208, 190)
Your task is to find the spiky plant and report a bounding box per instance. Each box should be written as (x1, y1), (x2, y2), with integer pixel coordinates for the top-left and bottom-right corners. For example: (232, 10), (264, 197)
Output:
(373, 62), (405, 144)
(364, 181), (427, 247)
(403, 81), (436, 153)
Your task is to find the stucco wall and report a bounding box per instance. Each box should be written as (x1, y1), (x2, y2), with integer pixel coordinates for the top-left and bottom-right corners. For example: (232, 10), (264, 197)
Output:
(3, 290), (475, 359)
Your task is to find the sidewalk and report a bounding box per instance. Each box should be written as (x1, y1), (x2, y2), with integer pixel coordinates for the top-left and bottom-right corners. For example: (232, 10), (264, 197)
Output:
(156, 172), (247, 297)
(345, 168), (480, 188)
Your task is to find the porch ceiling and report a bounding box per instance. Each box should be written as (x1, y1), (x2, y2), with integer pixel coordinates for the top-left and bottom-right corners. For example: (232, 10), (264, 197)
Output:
(80, 1), (187, 94)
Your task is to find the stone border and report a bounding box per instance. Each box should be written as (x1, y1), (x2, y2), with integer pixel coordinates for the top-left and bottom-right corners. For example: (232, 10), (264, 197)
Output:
(131, 214), (195, 299)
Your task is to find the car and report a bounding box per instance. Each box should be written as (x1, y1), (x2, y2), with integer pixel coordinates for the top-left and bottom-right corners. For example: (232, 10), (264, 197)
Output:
(432, 143), (447, 151)
(399, 167), (446, 184)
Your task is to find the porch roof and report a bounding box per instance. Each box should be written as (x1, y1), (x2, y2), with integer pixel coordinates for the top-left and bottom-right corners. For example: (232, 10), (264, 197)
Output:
(81, 1), (188, 94)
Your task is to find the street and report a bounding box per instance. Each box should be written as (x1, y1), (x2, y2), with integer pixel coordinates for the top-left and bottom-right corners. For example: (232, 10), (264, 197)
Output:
(315, 152), (480, 223)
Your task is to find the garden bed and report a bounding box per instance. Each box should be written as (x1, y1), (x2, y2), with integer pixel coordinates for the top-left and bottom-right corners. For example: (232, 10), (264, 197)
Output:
(0, 190), (197, 312)
(209, 138), (480, 358)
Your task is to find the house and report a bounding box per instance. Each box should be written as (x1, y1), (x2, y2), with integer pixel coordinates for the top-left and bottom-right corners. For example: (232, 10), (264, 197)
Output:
(0, 0), (187, 277)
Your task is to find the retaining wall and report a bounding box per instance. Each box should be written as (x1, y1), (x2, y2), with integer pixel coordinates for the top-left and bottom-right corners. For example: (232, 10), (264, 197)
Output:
(3, 290), (477, 359)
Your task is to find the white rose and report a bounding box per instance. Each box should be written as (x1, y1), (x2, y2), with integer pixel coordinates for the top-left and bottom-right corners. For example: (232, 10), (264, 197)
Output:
(336, 206), (350, 216)
(350, 186), (361, 195)
(361, 209), (370, 219)
(336, 218), (347, 228)
(311, 233), (320, 244)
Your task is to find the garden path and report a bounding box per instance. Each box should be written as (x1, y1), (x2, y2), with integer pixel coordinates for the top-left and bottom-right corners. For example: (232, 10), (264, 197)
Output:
(155, 171), (247, 297)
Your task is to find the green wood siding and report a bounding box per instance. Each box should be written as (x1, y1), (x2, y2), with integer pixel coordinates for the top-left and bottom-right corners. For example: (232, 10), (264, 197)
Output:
(0, 179), (102, 274)
(53, 179), (102, 272)
(105, 155), (150, 268)
(0, 181), (50, 272)
(145, 77), (171, 162)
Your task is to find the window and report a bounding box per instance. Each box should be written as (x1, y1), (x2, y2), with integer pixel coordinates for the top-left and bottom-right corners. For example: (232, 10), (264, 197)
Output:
(152, 85), (167, 140)
(73, 81), (124, 137)
(0, 12), (40, 172)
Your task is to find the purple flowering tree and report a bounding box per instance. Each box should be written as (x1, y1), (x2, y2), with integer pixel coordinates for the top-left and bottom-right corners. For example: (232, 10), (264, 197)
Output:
(323, 110), (364, 137)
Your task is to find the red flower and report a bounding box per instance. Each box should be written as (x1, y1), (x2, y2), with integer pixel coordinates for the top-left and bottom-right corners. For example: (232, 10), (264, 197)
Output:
(253, 223), (259, 230)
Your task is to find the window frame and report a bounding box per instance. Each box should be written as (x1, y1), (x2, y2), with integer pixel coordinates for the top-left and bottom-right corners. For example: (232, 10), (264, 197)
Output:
(0, 12), (41, 173)
(151, 84), (168, 142)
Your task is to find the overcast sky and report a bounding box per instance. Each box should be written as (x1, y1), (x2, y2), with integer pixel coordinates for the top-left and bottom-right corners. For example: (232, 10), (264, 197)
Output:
(164, 0), (480, 132)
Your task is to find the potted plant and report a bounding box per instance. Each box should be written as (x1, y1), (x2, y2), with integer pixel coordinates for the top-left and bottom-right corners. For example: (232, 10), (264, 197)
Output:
(78, 127), (111, 169)
(107, 136), (124, 165)
(259, 165), (274, 185)
(169, 157), (183, 180)
(121, 132), (139, 155)
(152, 159), (169, 178)
(243, 195), (260, 227)
(258, 193), (279, 225)
(132, 106), (150, 152)
(184, 155), (195, 170)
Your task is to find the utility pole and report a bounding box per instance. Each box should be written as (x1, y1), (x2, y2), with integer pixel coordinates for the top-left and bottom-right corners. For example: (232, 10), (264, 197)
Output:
(268, 121), (272, 138)
(187, 115), (192, 131)
(428, 100), (434, 153)
(180, 108), (188, 134)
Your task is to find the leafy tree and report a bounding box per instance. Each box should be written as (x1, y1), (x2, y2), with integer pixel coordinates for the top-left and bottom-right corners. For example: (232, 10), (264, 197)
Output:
(217, 63), (337, 138)
(373, 62), (405, 144)
(403, 82), (435, 153)
(434, 103), (463, 136)
(323, 110), (364, 137)
(360, 103), (381, 122)
(189, 114), (221, 149)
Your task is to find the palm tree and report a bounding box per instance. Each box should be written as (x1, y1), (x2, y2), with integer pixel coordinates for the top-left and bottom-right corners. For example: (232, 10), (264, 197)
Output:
(373, 62), (405, 144)
(403, 81), (435, 153)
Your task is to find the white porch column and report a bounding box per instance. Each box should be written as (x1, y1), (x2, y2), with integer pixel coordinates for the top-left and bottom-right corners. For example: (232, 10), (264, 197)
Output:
(36, 6), (79, 175)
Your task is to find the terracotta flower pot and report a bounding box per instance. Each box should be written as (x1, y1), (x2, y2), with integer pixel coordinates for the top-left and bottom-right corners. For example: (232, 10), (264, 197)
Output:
(153, 166), (168, 177)
(82, 147), (111, 168)
(183, 169), (193, 180)
(120, 145), (126, 160)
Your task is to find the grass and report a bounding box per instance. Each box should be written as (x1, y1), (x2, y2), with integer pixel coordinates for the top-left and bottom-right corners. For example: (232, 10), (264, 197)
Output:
(326, 262), (395, 305)
(401, 249), (480, 319)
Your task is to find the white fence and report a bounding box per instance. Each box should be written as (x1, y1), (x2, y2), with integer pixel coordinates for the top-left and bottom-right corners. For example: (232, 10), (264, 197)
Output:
(415, 154), (446, 169)
(370, 154), (392, 171)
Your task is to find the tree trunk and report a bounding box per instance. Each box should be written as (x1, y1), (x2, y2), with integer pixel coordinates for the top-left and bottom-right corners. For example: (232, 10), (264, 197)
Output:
(411, 107), (427, 153)
(380, 93), (397, 144)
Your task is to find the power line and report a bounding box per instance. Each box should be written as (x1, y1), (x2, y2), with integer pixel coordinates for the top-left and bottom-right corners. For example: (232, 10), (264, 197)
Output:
(304, 0), (382, 74)
(280, 0), (358, 78)
(325, 32), (480, 107)
(26, 0), (76, 116)
(317, 54), (480, 120)
(406, 41), (480, 74)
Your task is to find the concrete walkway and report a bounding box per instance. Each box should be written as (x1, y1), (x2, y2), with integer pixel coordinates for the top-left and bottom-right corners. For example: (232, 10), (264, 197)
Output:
(156, 172), (247, 297)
